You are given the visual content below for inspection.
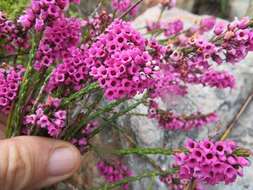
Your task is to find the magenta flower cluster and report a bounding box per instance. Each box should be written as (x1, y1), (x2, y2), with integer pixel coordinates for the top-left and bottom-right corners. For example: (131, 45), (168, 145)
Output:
(147, 19), (183, 37)
(216, 17), (253, 64)
(160, 17), (253, 91)
(0, 12), (29, 53)
(88, 19), (158, 100)
(97, 160), (132, 190)
(46, 46), (89, 92)
(148, 101), (218, 131)
(71, 120), (99, 153)
(200, 70), (235, 89)
(34, 17), (83, 71)
(198, 16), (216, 33)
(176, 139), (249, 185)
(111, 0), (139, 16)
(18, 0), (80, 31)
(160, 174), (204, 190)
(84, 11), (112, 41)
(23, 97), (66, 137)
(143, 16), (243, 103)
(149, 68), (187, 98)
(0, 65), (25, 114)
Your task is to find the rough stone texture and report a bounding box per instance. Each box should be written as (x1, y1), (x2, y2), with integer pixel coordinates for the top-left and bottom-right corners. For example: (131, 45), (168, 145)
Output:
(230, 0), (250, 18)
(119, 6), (253, 190)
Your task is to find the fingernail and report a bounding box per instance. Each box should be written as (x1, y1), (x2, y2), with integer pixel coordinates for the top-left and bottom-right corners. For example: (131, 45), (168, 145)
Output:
(48, 147), (79, 176)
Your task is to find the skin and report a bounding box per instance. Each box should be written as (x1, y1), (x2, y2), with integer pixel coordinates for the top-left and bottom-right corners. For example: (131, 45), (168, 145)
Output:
(0, 114), (81, 190)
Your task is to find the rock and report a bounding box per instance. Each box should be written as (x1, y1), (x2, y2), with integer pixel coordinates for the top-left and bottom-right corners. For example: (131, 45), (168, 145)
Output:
(144, 0), (194, 11)
(230, 0), (250, 18)
(119, 6), (253, 190)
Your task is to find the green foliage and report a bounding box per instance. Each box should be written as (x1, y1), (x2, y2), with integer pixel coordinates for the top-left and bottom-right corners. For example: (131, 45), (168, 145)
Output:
(0, 0), (29, 19)
(219, 0), (229, 18)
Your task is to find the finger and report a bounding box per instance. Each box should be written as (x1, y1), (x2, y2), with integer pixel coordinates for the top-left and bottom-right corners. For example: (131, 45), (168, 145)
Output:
(0, 136), (81, 190)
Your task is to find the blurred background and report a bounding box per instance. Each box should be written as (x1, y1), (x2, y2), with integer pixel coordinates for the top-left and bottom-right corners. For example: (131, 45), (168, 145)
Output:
(82, 0), (253, 20)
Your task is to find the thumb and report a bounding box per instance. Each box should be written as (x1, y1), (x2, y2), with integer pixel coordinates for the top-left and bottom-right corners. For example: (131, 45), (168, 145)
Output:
(0, 136), (81, 190)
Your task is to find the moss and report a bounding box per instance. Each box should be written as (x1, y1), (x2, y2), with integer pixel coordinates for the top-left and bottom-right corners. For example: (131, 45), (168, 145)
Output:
(0, 0), (30, 19)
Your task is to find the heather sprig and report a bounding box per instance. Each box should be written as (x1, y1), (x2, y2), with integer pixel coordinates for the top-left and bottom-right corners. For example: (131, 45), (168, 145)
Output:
(93, 169), (178, 190)
(6, 33), (37, 137)
(116, 147), (187, 156)
(160, 139), (251, 189)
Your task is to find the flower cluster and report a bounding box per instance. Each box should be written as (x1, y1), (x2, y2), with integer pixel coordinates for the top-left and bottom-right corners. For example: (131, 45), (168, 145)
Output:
(18, 0), (80, 31)
(23, 97), (66, 137)
(46, 46), (89, 92)
(0, 12), (29, 54)
(177, 139), (249, 185)
(71, 120), (99, 153)
(34, 17), (83, 71)
(148, 101), (218, 131)
(0, 65), (25, 114)
(144, 16), (239, 98)
(88, 19), (158, 100)
(149, 68), (187, 98)
(198, 16), (216, 33)
(200, 70), (235, 89)
(163, 19), (183, 37)
(158, 17), (253, 91)
(160, 174), (204, 190)
(214, 17), (253, 64)
(147, 19), (183, 37)
(97, 160), (132, 190)
(84, 11), (112, 41)
(111, 0), (138, 16)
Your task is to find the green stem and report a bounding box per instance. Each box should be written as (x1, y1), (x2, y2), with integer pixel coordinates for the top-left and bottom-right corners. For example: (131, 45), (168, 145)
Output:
(151, 6), (165, 38)
(89, 0), (105, 18)
(233, 148), (252, 157)
(147, 175), (156, 190)
(60, 82), (100, 108)
(119, 0), (144, 19)
(89, 97), (146, 139)
(157, 6), (165, 22)
(91, 169), (177, 190)
(28, 70), (53, 135)
(12, 48), (20, 66)
(126, 113), (147, 117)
(64, 98), (126, 140)
(0, 51), (29, 60)
(83, 90), (104, 117)
(60, 91), (103, 138)
(6, 33), (37, 137)
(109, 121), (166, 172)
(115, 147), (186, 156)
(31, 69), (53, 113)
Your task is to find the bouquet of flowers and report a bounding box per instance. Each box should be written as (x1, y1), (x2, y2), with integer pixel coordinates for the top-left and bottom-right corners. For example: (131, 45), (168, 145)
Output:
(0, 0), (252, 189)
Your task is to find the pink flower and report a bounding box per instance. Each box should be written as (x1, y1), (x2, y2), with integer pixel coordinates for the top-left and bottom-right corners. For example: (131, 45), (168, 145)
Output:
(214, 21), (227, 35)
(166, 139), (250, 186)
(0, 65), (24, 112)
(200, 16), (216, 32)
(97, 160), (132, 189)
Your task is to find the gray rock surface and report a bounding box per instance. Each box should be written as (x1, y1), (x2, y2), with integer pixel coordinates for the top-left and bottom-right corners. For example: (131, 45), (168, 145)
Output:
(120, 6), (253, 190)
(230, 0), (250, 18)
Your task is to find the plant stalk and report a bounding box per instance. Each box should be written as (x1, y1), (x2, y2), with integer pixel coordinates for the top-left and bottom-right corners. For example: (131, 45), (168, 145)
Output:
(91, 169), (177, 190)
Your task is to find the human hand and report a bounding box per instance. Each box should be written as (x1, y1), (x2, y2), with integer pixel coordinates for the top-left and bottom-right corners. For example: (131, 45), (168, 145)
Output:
(0, 116), (81, 190)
